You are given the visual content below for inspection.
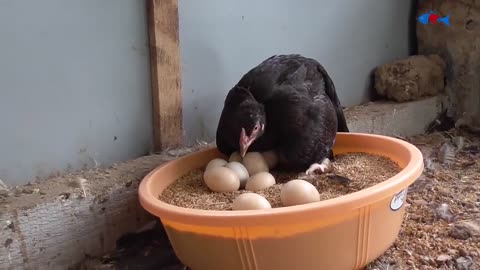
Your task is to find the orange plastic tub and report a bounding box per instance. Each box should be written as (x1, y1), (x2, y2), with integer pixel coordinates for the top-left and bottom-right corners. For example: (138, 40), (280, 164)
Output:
(139, 132), (424, 270)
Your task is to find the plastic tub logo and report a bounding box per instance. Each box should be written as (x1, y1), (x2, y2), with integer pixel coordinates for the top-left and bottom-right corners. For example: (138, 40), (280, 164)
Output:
(390, 189), (407, 211)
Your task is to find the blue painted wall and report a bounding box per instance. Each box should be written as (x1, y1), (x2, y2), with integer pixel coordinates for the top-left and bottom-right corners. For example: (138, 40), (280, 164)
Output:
(0, 0), (413, 185)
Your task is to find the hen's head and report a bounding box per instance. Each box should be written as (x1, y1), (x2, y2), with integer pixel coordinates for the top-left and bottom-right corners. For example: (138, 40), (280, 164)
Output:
(236, 100), (266, 157)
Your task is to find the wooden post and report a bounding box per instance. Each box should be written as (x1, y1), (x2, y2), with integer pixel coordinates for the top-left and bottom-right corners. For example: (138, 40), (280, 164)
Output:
(147, 0), (183, 151)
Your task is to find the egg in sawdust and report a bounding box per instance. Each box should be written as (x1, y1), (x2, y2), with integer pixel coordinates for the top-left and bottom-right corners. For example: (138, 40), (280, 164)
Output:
(229, 151), (243, 163)
(261, 150), (279, 169)
(242, 152), (269, 175)
(203, 166), (240, 192)
(225, 161), (249, 188)
(232, 193), (272, 210)
(205, 158), (228, 171)
(245, 172), (276, 191)
(280, 179), (320, 206)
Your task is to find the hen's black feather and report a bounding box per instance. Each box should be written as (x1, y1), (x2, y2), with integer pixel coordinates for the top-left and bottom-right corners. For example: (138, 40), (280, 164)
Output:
(216, 54), (349, 170)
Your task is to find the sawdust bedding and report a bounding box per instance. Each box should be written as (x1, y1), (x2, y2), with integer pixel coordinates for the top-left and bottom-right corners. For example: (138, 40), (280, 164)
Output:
(159, 152), (401, 210)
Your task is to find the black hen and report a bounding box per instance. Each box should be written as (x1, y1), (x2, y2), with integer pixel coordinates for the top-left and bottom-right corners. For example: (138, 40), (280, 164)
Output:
(215, 54), (349, 174)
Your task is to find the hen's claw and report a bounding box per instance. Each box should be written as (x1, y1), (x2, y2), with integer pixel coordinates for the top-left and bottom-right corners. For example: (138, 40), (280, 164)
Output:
(305, 158), (332, 175)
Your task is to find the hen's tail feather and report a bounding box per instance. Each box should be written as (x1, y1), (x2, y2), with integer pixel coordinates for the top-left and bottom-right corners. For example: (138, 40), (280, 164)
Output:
(335, 107), (350, 132)
(316, 64), (350, 132)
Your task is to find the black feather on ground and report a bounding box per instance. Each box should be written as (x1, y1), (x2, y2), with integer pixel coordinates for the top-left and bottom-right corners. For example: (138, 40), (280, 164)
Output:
(81, 220), (183, 270)
(425, 109), (455, 134)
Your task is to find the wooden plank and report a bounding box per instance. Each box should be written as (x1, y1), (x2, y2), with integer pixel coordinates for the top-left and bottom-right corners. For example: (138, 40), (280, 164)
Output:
(147, 0), (183, 151)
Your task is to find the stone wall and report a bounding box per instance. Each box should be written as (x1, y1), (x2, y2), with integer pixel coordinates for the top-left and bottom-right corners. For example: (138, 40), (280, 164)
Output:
(416, 0), (480, 129)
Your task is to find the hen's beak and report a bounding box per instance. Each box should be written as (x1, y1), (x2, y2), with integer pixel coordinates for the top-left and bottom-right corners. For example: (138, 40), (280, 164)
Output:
(239, 128), (255, 157)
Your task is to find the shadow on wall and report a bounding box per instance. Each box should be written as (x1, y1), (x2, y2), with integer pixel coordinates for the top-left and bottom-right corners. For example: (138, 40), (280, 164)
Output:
(409, 0), (419, 55)
(182, 44), (225, 144)
(367, 69), (379, 101)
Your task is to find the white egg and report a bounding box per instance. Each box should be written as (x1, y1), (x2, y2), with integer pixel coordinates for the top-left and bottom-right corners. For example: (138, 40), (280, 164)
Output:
(229, 151), (243, 163)
(245, 172), (276, 191)
(232, 193), (272, 210)
(205, 158), (228, 171)
(203, 166), (240, 192)
(225, 162), (250, 188)
(262, 150), (279, 169)
(242, 152), (269, 175)
(280, 179), (320, 206)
